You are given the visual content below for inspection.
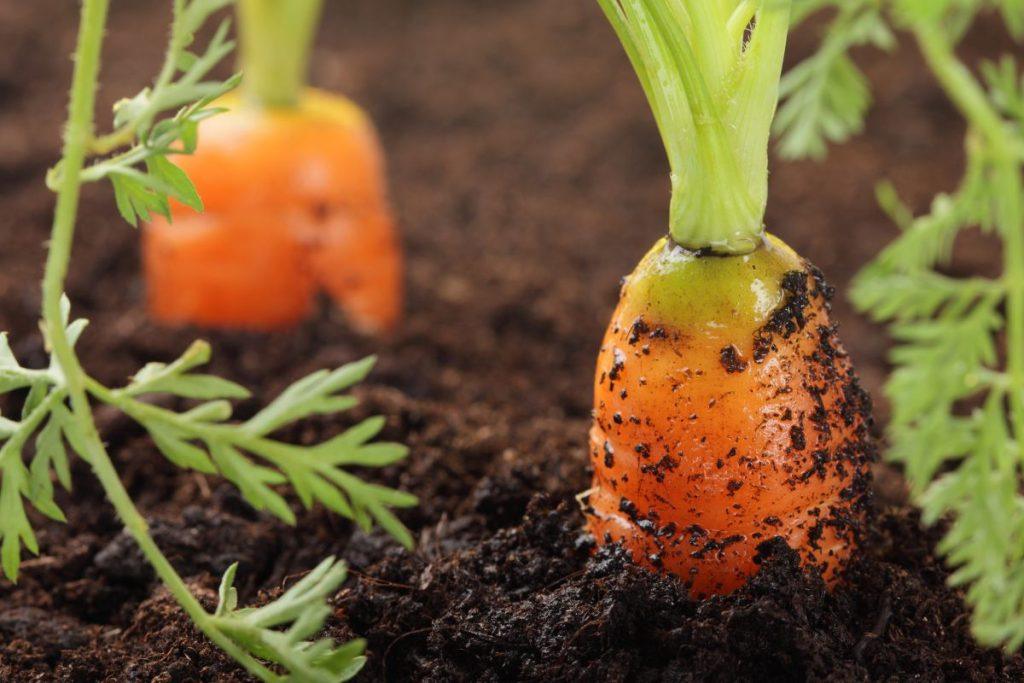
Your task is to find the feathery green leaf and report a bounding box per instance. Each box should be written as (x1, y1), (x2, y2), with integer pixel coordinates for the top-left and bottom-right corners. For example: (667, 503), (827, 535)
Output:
(776, 0), (894, 159)
(212, 557), (367, 682)
(851, 0), (1024, 650)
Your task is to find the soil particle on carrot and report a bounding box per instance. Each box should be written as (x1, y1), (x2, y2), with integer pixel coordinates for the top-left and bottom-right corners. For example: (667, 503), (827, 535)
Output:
(720, 344), (749, 373)
(790, 424), (807, 451)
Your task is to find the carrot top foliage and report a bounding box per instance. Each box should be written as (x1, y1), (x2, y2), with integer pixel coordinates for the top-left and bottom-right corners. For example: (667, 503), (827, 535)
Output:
(0, 1), (416, 680)
(597, 0), (793, 254)
(784, 0), (1024, 651)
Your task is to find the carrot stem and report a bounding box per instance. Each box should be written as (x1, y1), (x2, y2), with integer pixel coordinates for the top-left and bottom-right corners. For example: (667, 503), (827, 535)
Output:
(236, 0), (324, 109)
(596, 0), (791, 254)
(40, 1), (278, 679)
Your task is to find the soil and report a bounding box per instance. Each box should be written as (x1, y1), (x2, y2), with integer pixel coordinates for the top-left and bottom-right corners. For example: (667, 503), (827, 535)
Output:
(0, 0), (1020, 681)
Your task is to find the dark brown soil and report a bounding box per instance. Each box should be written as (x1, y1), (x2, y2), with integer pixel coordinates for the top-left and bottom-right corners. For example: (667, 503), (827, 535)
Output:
(0, 0), (1019, 680)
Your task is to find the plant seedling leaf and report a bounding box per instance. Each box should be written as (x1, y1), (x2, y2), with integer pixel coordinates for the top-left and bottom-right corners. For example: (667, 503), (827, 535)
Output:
(148, 423), (215, 474)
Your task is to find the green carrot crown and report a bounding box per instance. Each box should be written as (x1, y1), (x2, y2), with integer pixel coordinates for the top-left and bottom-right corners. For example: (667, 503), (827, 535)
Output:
(598, 0), (792, 254)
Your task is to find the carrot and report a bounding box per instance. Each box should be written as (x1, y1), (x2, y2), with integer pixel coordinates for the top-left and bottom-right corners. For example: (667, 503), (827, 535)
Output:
(144, 0), (402, 333)
(584, 0), (875, 597)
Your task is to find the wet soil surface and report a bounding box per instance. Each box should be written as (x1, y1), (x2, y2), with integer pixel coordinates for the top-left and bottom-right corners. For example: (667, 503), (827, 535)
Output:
(0, 0), (1020, 680)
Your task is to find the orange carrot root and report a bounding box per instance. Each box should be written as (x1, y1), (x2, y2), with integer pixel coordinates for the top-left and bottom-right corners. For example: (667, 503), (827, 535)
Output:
(585, 235), (875, 597)
(144, 90), (403, 333)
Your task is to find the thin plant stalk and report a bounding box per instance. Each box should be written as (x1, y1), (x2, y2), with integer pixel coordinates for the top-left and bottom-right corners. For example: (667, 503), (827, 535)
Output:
(41, 0), (288, 679)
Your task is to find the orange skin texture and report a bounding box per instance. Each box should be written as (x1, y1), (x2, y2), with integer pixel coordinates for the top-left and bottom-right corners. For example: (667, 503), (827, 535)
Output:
(586, 235), (874, 598)
(144, 90), (403, 333)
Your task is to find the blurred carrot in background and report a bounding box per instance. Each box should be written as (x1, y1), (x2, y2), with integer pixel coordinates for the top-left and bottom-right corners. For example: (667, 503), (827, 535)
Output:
(145, 0), (403, 333)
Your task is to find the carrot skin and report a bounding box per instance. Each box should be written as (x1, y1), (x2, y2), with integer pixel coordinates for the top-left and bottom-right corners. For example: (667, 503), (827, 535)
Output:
(144, 89), (403, 333)
(306, 207), (403, 334)
(144, 210), (317, 329)
(586, 235), (875, 597)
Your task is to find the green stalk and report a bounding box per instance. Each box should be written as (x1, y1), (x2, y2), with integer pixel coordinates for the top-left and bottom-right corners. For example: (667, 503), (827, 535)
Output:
(237, 0), (324, 108)
(913, 26), (1024, 447)
(42, 1), (276, 680)
(89, 0), (188, 155)
(596, 0), (792, 254)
